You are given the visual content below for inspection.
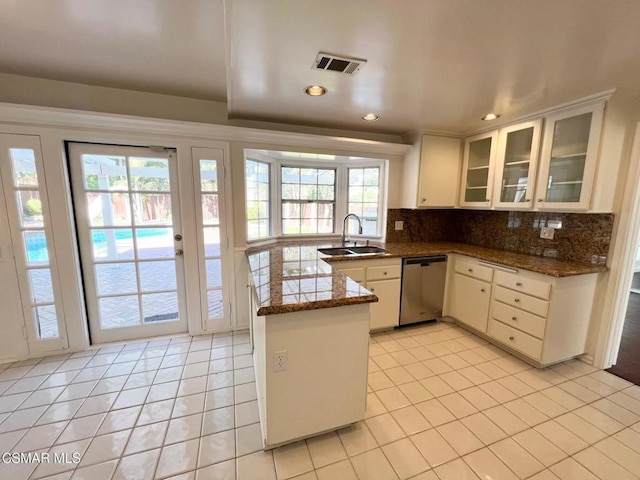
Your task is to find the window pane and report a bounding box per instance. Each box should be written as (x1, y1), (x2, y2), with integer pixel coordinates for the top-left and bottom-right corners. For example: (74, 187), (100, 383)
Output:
(23, 231), (49, 266)
(142, 293), (179, 323)
(129, 157), (170, 191)
(99, 295), (140, 328)
(245, 159), (271, 240)
(364, 168), (380, 185)
(207, 290), (224, 319)
(96, 263), (138, 296)
(28, 268), (54, 304)
(281, 167), (299, 183)
(82, 154), (127, 191)
(348, 166), (381, 237)
(10, 148), (38, 187)
(139, 260), (176, 292)
(87, 192), (132, 226)
(132, 193), (172, 226)
(35, 305), (59, 338)
(202, 194), (220, 225)
(200, 160), (218, 192)
(204, 227), (221, 257)
(16, 190), (44, 228)
(318, 170), (335, 185)
(206, 259), (222, 288)
(283, 219), (301, 235)
(91, 229), (135, 261)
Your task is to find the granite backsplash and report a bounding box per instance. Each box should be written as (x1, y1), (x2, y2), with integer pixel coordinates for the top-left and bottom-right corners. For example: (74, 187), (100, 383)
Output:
(386, 209), (614, 264)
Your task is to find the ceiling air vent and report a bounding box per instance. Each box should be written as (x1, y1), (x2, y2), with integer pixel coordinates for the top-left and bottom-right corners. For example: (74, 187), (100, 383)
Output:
(312, 52), (366, 75)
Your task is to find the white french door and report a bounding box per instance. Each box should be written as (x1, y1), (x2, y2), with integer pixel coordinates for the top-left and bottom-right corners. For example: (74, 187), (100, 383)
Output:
(0, 134), (68, 353)
(68, 143), (187, 344)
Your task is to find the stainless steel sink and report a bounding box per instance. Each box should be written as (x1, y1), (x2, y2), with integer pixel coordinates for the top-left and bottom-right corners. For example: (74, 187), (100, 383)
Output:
(348, 246), (387, 254)
(317, 247), (356, 256)
(317, 246), (388, 256)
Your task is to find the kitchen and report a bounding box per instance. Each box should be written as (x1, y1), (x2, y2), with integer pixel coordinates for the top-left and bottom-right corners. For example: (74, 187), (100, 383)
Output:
(1, 1), (640, 479)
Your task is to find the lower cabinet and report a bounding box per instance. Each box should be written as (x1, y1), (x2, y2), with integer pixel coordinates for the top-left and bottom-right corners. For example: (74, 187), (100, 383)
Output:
(446, 254), (599, 366)
(332, 258), (402, 331)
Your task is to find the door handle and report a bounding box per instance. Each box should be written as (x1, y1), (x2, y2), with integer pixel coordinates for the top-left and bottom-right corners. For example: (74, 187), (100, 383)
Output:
(175, 249), (184, 257)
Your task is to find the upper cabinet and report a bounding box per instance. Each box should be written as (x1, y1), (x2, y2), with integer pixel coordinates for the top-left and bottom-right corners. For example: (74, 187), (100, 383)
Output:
(459, 131), (498, 208)
(492, 120), (542, 210)
(534, 101), (605, 210)
(402, 134), (461, 208)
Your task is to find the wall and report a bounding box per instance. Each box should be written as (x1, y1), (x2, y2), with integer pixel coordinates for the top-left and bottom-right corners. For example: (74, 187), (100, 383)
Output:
(386, 208), (614, 264)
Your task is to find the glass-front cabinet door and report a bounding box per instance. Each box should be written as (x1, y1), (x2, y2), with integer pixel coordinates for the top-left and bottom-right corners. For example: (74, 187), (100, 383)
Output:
(492, 120), (542, 209)
(459, 131), (498, 207)
(535, 102), (604, 210)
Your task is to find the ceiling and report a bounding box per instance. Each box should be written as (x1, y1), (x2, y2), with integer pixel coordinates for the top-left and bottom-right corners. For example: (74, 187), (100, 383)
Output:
(2, 0), (640, 136)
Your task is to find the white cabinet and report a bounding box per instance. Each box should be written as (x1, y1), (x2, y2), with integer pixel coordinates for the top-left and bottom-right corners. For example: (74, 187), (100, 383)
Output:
(535, 101), (605, 210)
(446, 254), (599, 366)
(402, 133), (461, 208)
(447, 256), (493, 331)
(333, 258), (402, 331)
(492, 120), (542, 210)
(459, 131), (498, 207)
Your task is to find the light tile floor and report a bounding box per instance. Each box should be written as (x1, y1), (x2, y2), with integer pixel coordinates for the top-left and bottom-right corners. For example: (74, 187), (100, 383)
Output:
(0, 321), (639, 479)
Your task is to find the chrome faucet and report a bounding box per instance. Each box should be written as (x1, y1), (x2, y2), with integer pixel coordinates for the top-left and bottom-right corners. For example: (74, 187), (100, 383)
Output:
(341, 213), (363, 246)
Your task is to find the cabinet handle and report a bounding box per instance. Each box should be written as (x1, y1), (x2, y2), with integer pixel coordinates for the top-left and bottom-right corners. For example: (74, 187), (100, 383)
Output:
(468, 268), (473, 272)
(509, 336), (515, 341)
(480, 288), (486, 293)
(514, 298), (520, 303)
(516, 282), (522, 286)
(511, 316), (517, 321)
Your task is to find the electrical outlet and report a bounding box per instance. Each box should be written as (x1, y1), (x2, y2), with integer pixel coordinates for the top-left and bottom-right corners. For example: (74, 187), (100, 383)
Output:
(395, 221), (403, 231)
(273, 350), (287, 371)
(540, 227), (555, 239)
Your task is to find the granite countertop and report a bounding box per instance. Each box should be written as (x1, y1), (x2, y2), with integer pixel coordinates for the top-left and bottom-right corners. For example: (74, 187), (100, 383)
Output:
(246, 240), (607, 316)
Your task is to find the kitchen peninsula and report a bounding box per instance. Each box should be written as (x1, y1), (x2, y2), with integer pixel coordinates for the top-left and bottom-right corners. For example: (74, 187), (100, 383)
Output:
(246, 240), (606, 449)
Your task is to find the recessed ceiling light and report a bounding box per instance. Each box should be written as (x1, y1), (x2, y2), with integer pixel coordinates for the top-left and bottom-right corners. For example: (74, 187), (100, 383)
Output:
(305, 85), (327, 96)
(362, 113), (379, 121)
(482, 113), (501, 121)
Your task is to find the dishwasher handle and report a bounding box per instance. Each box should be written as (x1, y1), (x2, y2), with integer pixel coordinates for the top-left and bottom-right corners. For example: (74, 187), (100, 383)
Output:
(403, 255), (447, 267)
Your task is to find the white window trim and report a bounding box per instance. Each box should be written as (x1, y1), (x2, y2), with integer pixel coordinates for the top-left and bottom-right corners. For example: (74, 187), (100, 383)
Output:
(244, 152), (387, 243)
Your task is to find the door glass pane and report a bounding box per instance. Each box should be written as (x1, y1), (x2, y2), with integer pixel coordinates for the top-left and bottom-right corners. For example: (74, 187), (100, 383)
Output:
(95, 263), (137, 295)
(87, 192), (132, 226)
(135, 227), (174, 259)
(82, 155), (128, 191)
(91, 229), (135, 261)
(140, 261), (177, 292)
(131, 193), (172, 226)
(203, 227), (220, 257)
(206, 259), (222, 288)
(35, 305), (59, 338)
(10, 148), (38, 187)
(28, 268), (54, 303)
(200, 160), (218, 192)
(129, 158), (170, 191)
(202, 194), (219, 225)
(500, 127), (534, 203)
(16, 190), (44, 228)
(99, 296), (141, 328)
(23, 231), (49, 266)
(207, 290), (224, 318)
(142, 293), (179, 323)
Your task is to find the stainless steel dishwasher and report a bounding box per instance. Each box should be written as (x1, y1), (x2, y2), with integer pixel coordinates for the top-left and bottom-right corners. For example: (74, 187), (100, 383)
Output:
(400, 255), (447, 325)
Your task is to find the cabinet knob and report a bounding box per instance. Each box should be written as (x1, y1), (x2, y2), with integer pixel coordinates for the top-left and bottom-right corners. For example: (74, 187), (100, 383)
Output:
(509, 336), (515, 341)
(525, 199), (530, 203)
(485, 198), (490, 202)
(370, 288), (375, 292)
(421, 198), (426, 203)
(516, 282), (522, 286)
(383, 271), (388, 275)
(512, 316), (517, 321)
(480, 288), (486, 293)
(537, 199), (543, 203)
(514, 298), (520, 303)
(468, 268), (473, 272)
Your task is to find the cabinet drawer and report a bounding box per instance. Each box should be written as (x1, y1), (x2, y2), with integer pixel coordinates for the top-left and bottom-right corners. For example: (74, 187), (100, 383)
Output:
(494, 286), (549, 318)
(488, 319), (543, 360)
(338, 267), (366, 283)
(367, 265), (401, 281)
(492, 301), (546, 339)
(494, 270), (551, 300)
(455, 259), (493, 282)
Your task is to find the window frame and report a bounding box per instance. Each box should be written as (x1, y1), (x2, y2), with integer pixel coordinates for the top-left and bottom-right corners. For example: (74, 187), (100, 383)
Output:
(244, 151), (387, 243)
